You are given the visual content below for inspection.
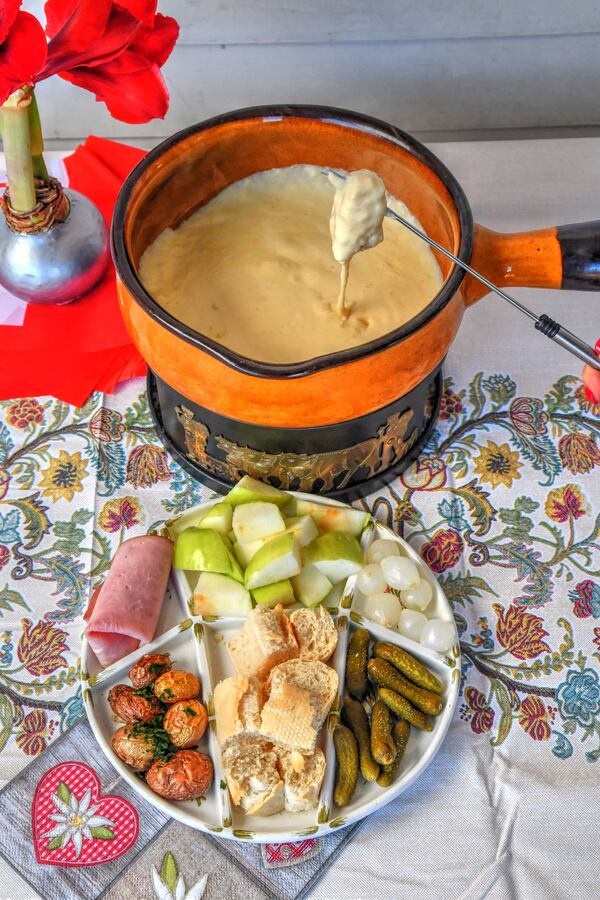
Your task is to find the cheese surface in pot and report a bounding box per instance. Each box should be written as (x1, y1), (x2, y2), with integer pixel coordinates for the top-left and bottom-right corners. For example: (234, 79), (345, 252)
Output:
(139, 165), (443, 364)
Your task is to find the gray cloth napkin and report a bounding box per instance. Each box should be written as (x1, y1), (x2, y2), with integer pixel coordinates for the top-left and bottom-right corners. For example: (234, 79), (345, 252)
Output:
(0, 718), (361, 900)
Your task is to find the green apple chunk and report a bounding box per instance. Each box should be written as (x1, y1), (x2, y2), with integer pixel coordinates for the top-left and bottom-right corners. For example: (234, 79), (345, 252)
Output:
(245, 532), (301, 590)
(323, 580), (345, 608)
(226, 475), (289, 509)
(195, 501), (232, 536)
(284, 515), (319, 548)
(291, 564), (332, 608)
(251, 579), (295, 608)
(303, 532), (363, 583)
(289, 499), (369, 536)
(232, 501), (285, 543)
(174, 527), (244, 582)
(233, 537), (267, 567)
(192, 572), (252, 616)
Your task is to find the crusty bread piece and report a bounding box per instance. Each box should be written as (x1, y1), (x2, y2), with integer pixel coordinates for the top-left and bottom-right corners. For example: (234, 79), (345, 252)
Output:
(290, 607), (338, 662)
(259, 682), (318, 752)
(260, 659), (338, 751)
(222, 735), (284, 816)
(227, 604), (299, 681)
(214, 675), (263, 749)
(268, 659), (338, 715)
(278, 747), (326, 812)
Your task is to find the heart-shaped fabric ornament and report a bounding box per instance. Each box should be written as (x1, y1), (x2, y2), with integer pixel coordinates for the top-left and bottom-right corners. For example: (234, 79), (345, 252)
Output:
(32, 761), (139, 867)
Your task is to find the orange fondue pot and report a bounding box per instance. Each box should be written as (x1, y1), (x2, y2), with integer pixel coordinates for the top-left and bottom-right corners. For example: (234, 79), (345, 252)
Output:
(112, 106), (600, 500)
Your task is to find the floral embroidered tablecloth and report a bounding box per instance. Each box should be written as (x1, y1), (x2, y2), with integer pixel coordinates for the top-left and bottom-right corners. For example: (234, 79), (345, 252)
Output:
(0, 369), (597, 776)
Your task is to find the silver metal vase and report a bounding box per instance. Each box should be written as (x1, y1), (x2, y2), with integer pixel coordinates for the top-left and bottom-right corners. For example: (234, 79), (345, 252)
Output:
(0, 189), (109, 306)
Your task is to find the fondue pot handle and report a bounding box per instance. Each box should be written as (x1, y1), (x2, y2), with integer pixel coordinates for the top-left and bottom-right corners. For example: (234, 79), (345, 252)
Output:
(464, 220), (600, 305)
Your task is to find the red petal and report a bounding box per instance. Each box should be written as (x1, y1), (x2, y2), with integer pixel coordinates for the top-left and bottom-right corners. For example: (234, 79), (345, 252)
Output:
(115, 0), (157, 21)
(59, 50), (169, 123)
(43, 0), (110, 42)
(41, 3), (138, 78)
(0, 11), (47, 82)
(0, 0), (21, 44)
(130, 12), (179, 66)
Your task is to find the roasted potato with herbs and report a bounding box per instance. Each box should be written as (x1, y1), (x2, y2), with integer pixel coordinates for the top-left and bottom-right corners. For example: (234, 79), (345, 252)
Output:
(146, 749), (214, 800)
(163, 699), (208, 748)
(111, 726), (156, 772)
(153, 670), (201, 705)
(108, 684), (162, 724)
(129, 652), (172, 689)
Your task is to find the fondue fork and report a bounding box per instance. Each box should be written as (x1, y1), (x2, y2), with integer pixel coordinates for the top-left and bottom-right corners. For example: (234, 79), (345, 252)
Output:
(323, 169), (600, 371)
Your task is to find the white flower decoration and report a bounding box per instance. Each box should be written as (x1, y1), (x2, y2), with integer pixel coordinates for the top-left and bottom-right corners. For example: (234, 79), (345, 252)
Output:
(152, 859), (207, 900)
(42, 787), (116, 858)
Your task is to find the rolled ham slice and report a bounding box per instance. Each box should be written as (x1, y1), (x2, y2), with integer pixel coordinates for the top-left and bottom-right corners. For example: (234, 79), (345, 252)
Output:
(86, 535), (173, 668)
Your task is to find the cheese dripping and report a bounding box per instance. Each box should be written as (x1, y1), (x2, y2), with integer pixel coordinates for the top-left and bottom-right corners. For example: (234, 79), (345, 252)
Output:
(329, 169), (388, 318)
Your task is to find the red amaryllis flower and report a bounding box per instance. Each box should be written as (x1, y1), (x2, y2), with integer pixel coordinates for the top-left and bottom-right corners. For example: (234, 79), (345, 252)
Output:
(558, 433), (600, 475)
(17, 618), (69, 675)
(493, 603), (550, 660)
(0, 3), (48, 104)
(6, 397), (45, 428)
(0, 545), (9, 569)
(464, 687), (494, 734)
(438, 388), (463, 420)
(16, 709), (54, 756)
(126, 444), (171, 488)
(39, 0), (179, 124)
(98, 496), (141, 532)
(518, 695), (554, 741)
(89, 407), (124, 443)
(420, 528), (463, 574)
(509, 396), (548, 436)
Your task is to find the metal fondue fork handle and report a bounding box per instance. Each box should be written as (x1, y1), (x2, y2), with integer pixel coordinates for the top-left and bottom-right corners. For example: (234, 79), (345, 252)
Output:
(322, 168), (600, 371)
(384, 206), (600, 372)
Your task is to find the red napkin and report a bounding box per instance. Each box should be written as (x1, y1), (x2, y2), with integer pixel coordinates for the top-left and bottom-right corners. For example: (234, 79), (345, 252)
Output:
(0, 137), (148, 405)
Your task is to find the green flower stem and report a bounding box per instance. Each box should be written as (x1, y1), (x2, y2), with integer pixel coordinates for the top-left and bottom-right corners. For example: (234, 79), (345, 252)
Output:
(436, 412), (506, 455)
(0, 664), (25, 675)
(406, 519), (445, 538)
(564, 556), (600, 578)
(27, 91), (49, 183)
(1, 92), (36, 213)
(6, 422), (155, 468)
(0, 669), (74, 693)
(6, 423), (88, 467)
(545, 514), (600, 570)
(461, 644), (557, 698)
(554, 413), (600, 435)
(437, 410), (597, 458)
(487, 531), (557, 550)
(0, 681), (64, 712)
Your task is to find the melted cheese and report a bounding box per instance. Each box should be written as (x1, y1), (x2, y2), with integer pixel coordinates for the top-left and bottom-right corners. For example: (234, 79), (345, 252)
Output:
(139, 165), (442, 364)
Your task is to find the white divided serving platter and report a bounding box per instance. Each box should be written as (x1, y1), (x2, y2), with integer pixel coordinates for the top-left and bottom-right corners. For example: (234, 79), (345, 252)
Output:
(81, 492), (461, 843)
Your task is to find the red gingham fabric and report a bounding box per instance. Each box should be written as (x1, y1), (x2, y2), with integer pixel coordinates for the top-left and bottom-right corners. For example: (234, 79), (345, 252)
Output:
(263, 839), (318, 865)
(32, 761), (139, 867)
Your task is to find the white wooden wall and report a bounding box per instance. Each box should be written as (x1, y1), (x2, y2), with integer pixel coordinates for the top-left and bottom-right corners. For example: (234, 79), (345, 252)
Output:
(25, 0), (600, 143)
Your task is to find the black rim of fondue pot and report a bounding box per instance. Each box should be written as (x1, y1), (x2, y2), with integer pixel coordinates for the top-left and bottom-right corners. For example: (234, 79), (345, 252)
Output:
(112, 104), (472, 379)
(147, 366), (443, 502)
